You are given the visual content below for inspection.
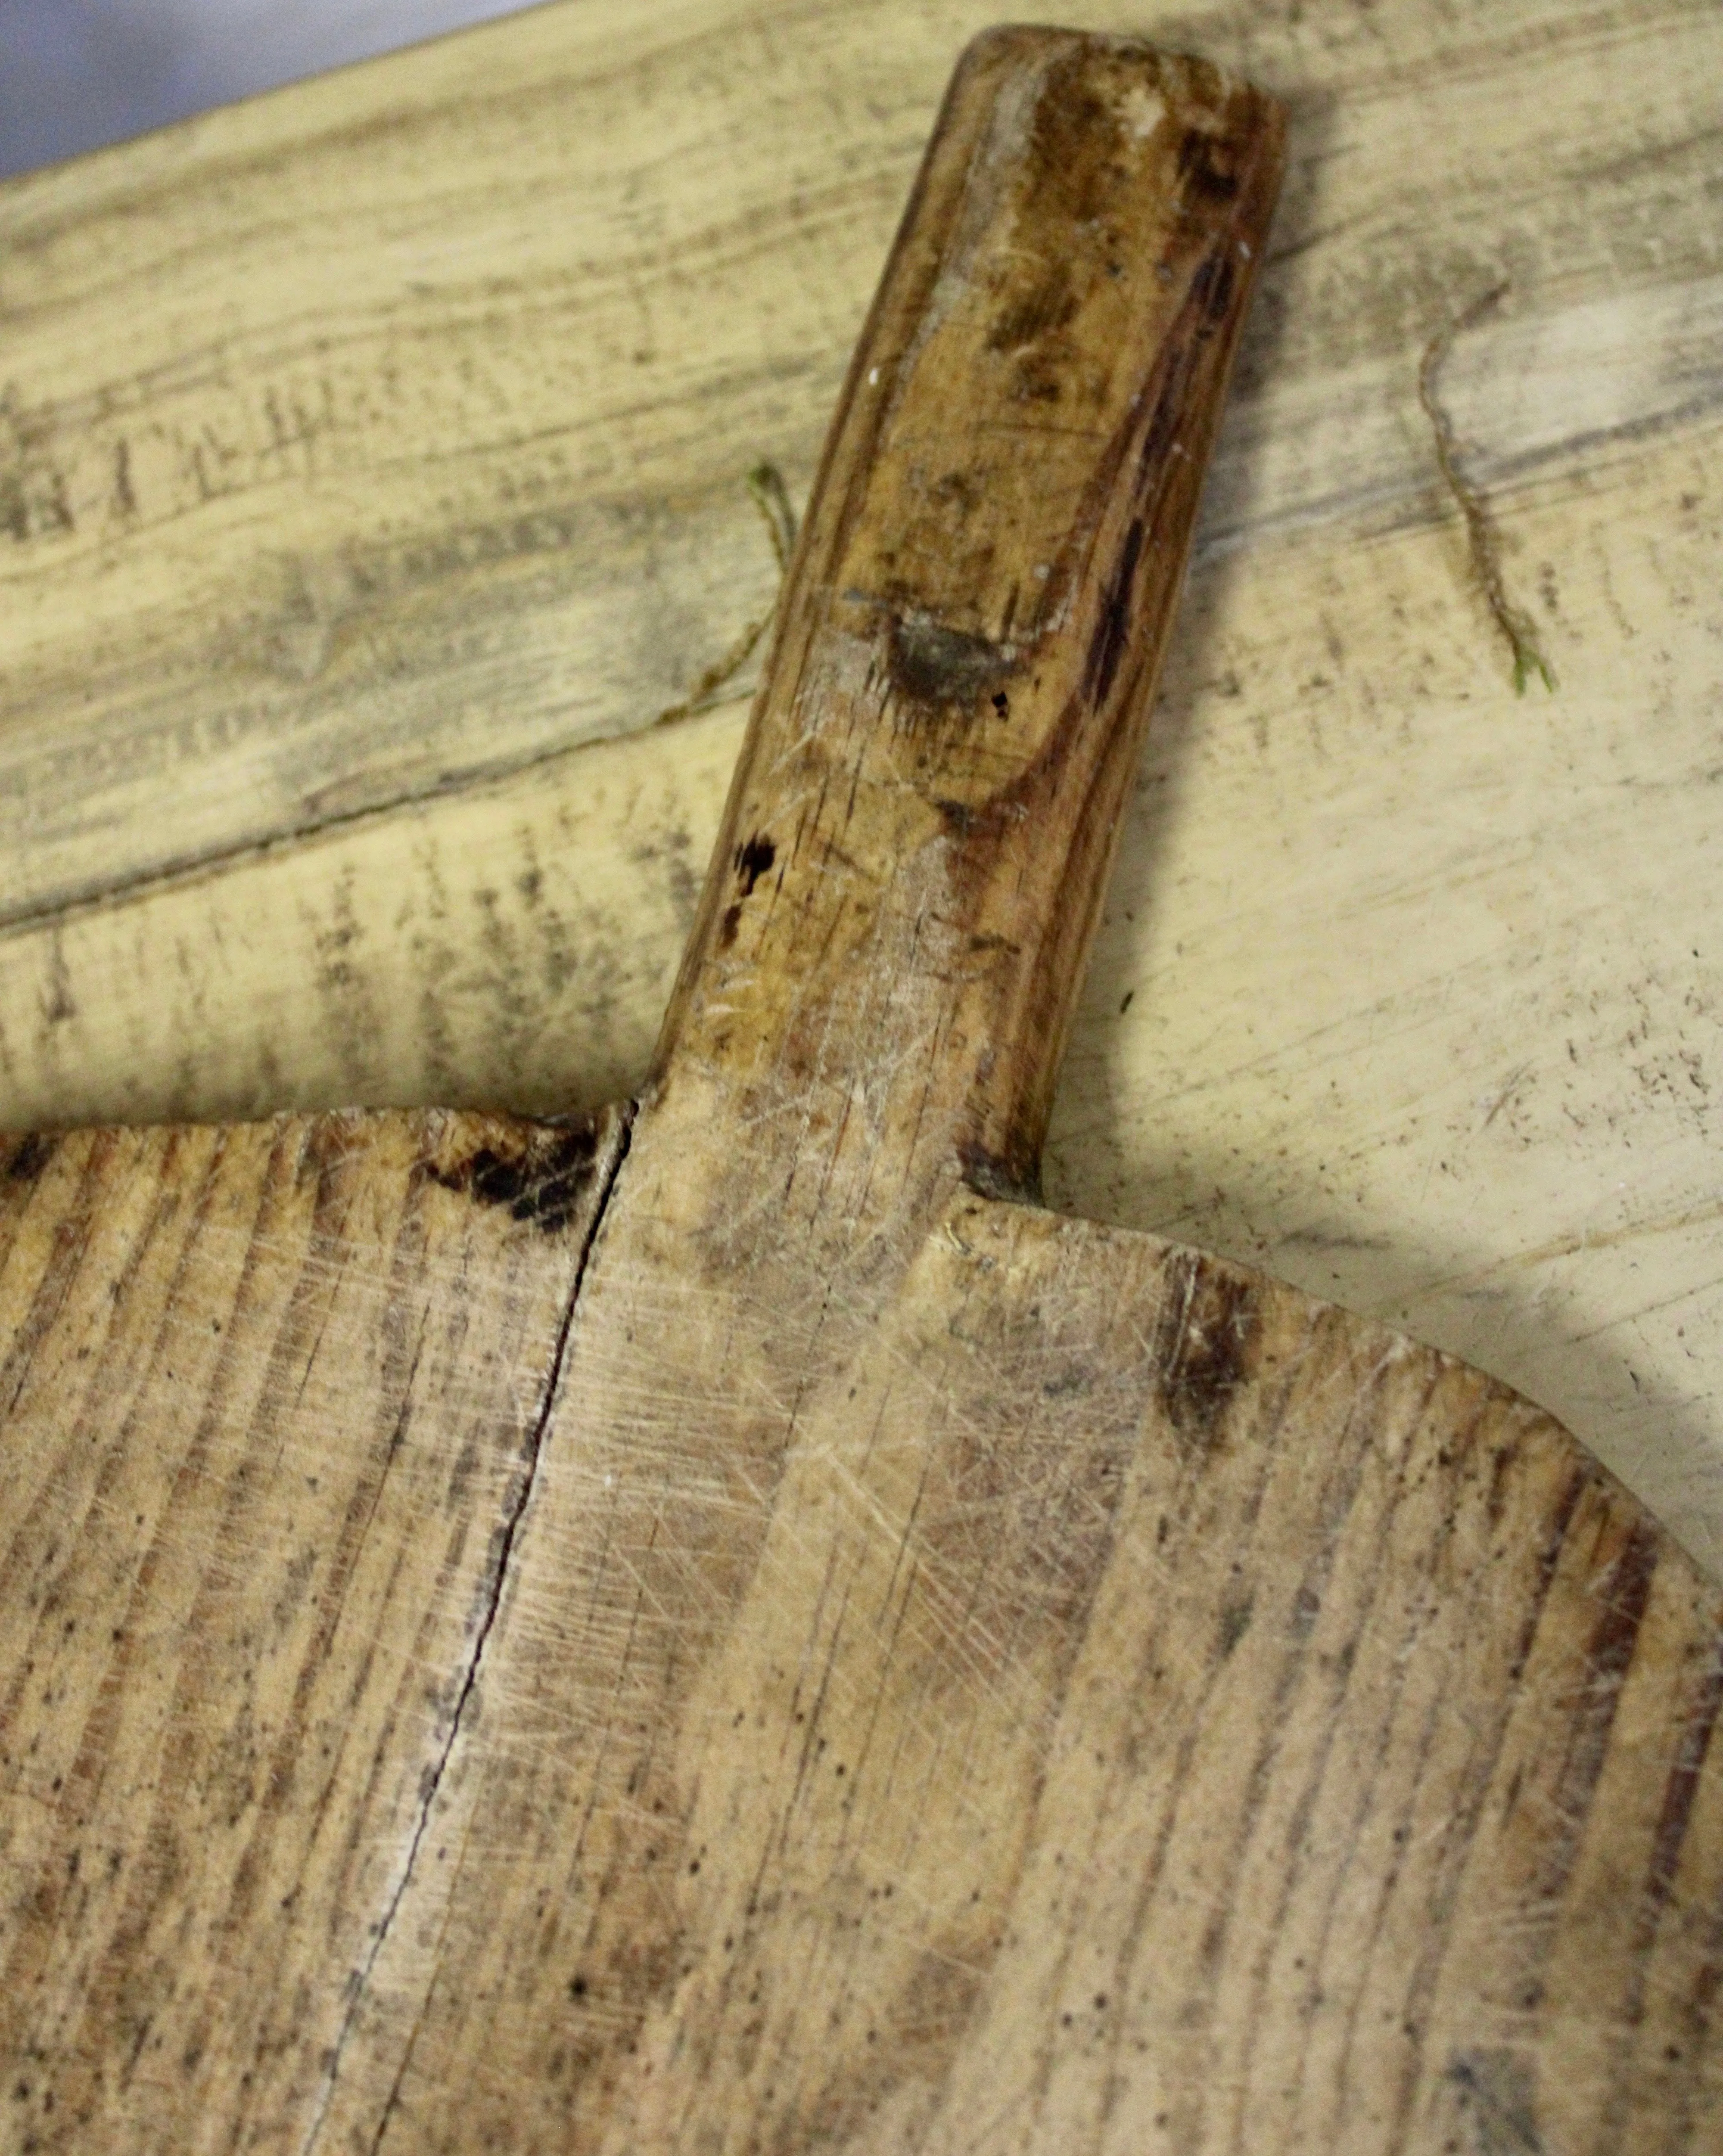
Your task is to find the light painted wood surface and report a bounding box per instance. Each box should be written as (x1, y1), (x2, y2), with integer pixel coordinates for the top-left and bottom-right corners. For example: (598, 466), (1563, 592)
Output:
(0, 0), (1718, 1582)
(6, 32), (1723, 2149)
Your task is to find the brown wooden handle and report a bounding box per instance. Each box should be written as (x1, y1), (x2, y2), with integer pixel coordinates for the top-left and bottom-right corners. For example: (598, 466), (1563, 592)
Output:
(652, 28), (1283, 1217)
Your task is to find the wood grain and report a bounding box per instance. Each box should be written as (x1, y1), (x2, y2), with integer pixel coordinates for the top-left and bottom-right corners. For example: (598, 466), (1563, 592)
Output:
(305, 1192), (1723, 2154)
(0, 0), (1719, 1591)
(5, 27), (1723, 2153)
(0, 1106), (628, 2145)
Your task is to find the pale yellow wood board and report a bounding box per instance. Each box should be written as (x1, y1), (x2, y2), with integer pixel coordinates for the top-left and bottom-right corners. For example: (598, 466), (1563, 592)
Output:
(0, 0), (1719, 1578)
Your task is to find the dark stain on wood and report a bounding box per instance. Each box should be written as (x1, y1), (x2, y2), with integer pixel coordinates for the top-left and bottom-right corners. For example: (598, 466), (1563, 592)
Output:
(1504, 1460), (1589, 1688)
(714, 833), (778, 957)
(425, 1120), (600, 1236)
(957, 1135), (1043, 1208)
(887, 615), (1015, 714)
(1178, 126), (1241, 205)
(1218, 1590), (1254, 1659)
(733, 833), (777, 896)
(292, 1112), (362, 1208)
(1154, 1254), (1260, 1448)
(1074, 270), (1220, 720)
(1133, 339), (1192, 494)
(4, 1133), (53, 1184)
(931, 794), (1009, 845)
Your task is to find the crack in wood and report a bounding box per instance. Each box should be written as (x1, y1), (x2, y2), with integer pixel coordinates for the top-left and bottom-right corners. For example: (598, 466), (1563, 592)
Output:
(300, 1105), (637, 2154)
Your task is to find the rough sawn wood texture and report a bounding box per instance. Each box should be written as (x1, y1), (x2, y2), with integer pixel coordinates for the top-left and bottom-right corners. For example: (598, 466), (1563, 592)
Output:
(2, 27), (1722, 2156)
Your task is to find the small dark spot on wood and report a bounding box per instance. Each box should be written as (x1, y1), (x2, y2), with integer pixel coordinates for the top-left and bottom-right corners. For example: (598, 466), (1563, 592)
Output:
(569, 1975), (588, 1998)
(424, 1121), (600, 1236)
(5, 1134), (52, 1184)
(958, 1137), (1042, 1208)
(888, 615), (1015, 715)
(1178, 128), (1240, 203)
(1154, 1256), (1260, 1449)
(1219, 1592), (1253, 1658)
(718, 903), (744, 951)
(733, 833), (777, 896)
(992, 690), (1010, 715)
(933, 798), (977, 841)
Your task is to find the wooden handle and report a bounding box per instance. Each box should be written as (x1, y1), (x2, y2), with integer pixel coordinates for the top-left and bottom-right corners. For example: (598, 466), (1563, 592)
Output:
(653, 29), (1283, 1207)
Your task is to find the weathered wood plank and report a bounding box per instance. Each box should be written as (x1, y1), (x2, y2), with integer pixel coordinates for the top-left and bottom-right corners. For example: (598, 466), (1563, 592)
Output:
(314, 1188), (1723, 2152)
(0, 1106), (627, 2146)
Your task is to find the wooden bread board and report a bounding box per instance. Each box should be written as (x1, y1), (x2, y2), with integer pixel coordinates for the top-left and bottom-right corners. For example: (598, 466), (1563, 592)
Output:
(3, 27), (1721, 2156)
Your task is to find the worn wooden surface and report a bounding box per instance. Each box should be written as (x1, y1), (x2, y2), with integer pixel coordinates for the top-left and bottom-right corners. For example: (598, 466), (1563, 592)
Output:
(0, 1104), (629, 2145)
(0, 0), (1718, 1584)
(5, 27), (1723, 2152)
